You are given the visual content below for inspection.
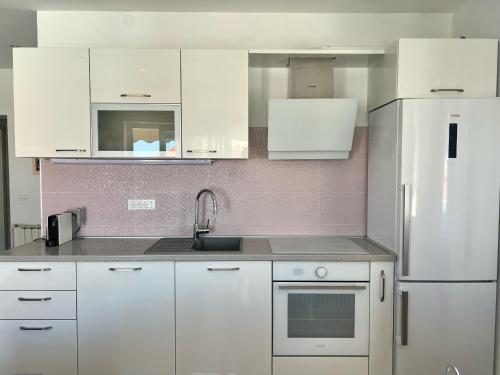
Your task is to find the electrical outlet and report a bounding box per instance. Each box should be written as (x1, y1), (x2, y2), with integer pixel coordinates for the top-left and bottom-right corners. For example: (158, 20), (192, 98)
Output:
(128, 199), (156, 210)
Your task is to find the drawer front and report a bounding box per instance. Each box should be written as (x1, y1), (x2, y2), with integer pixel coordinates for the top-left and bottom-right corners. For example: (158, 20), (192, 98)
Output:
(273, 357), (368, 375)
(0, 320), (77, 375)
(0, 291), (76, 319)
(0, 262), (76, 290)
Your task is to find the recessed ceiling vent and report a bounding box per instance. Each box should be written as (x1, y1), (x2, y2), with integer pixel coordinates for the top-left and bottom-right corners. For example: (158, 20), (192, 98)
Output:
(268, 57), (358, 160)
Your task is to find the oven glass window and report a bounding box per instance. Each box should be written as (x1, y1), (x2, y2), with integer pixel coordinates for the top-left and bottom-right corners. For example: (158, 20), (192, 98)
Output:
(287, 293), (355, 338)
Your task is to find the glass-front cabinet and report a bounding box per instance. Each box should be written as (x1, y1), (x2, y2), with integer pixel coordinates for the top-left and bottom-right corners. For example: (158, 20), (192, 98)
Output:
(91, 104), (181, 158)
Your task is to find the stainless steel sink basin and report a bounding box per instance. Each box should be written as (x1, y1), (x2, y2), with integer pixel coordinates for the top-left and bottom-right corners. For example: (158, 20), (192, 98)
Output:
(145, 237), (242, 253)
(191, 237), (242, 252)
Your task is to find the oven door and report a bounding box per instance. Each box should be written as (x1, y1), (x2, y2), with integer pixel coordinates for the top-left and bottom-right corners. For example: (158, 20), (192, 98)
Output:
(273, 282), (369, 356)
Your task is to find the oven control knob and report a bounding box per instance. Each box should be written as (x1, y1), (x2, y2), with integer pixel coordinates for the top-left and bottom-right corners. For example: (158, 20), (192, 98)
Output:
(315, 267), (328, 278)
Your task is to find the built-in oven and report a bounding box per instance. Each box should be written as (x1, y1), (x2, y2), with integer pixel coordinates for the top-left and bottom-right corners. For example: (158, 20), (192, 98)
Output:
(273, 262), (370, 356)
(91, 103), (181, 158)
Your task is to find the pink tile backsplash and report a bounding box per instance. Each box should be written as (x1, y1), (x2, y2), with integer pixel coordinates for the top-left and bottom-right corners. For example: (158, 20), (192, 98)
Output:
(41, 127), (368, 237)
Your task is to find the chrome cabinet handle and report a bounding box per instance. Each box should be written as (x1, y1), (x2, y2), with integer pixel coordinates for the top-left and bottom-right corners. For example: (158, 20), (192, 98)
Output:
(17, 267), (51, 272)
(430, 88), (465, 93)
(187, 150), (218, 153)
(446, 365), (461, 375)
(55, 149), (87, 152)
(278, 285), (366, 291)
(380, 270), (386, 302)
(401, 184), (411, 276)
(120, 93), (152, 98)
(109, 267), (142, 272)
(20, 326), (53, 331)
(401, 290), (409, 346)
(207, 267), (240, 272)
(18, 297), (52, 302)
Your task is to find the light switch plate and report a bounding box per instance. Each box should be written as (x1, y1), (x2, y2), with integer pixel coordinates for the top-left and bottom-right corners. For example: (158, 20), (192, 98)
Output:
(128, 199), (156, 210)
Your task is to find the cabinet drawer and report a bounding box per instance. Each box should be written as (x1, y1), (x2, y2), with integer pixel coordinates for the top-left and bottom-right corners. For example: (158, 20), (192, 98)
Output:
(0, 320), (77, 375)
(0, 291), (76, 319)
(0, 262), (76, 290)
(273, 357), (368, 375)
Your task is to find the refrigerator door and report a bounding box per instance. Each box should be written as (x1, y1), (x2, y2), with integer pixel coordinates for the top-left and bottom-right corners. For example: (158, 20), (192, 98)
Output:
(395, 282), (496, 375)
(399, 99), (500, 281)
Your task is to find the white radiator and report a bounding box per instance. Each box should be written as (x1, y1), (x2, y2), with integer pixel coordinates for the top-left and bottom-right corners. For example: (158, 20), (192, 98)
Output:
(11, 224), (42, 248)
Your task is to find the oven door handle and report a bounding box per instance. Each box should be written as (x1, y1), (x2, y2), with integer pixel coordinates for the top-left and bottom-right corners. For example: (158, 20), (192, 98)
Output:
(278, 284), (367, 291)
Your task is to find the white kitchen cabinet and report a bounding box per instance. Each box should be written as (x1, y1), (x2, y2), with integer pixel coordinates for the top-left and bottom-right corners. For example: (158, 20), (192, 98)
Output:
(368, 39), (498, 110)
(77, 262), (175, 375)
(13, 48), (91, 157)
(176, 261), (272, 375)
(273, 357), (368, 375)
(0, 320), (77, 375)
(181, 49), (249, 159)
(369, 262), (394, 375)
(90, 49), (181, 103)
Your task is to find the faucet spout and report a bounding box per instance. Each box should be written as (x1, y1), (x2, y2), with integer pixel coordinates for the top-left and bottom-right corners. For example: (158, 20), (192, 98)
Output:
(194, 189), (218, 240)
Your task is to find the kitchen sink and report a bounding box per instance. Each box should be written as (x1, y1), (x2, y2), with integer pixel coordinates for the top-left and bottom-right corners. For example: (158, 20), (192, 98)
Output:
(145, 237), (242, 253)
(191, 237), (242, 252)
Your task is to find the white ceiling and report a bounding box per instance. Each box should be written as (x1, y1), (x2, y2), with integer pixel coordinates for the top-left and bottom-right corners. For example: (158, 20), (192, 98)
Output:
(0, 0), (467, 13)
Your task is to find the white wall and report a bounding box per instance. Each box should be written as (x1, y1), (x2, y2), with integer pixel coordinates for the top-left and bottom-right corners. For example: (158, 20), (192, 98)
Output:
(38, 11), (452, 49)
(0, 69), (41, 231)
(37, 11), (452, 128)
(453, 0), (500, 92)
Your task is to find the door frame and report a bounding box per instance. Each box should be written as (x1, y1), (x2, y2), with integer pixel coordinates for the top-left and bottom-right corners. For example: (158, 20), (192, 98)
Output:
(0, 116), (11, 249)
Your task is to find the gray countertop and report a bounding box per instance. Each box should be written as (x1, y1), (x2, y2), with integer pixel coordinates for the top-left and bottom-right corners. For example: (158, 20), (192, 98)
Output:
(0, 237), (395, 262)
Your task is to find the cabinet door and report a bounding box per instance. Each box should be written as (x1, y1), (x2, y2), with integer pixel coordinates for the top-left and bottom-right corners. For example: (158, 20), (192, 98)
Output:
(273, 357), (368, 375)
(90, 49), (181, 103)
(13, 48), (91, 158)
(0, 320), (77, 375)
(397, 39), (498, 99)
(176, 261), (272, 375)
(77, 262), (175, 375)
(181, 50), (249, 159)
(369, 262), (394, 375)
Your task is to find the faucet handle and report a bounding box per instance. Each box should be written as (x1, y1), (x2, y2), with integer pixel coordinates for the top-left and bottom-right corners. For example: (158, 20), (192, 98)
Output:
(206, 219), (210, 229)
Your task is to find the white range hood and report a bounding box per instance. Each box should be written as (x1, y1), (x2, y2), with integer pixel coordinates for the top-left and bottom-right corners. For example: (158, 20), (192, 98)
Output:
(267, 98), (359, 160)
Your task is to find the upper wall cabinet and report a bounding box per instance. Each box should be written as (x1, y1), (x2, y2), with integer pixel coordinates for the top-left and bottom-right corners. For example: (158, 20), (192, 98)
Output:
(181, 50), (249, 159)
(368, 39), (498, 111)
(90, 49), (181, 103)
(13, 48), (91, 158)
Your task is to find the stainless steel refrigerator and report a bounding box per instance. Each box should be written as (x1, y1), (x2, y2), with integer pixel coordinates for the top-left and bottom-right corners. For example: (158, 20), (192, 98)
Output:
(367, 99), (500, 375)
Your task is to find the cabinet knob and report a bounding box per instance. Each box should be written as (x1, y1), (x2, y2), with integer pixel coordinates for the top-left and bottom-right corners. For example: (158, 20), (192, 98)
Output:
(315, 267), (328, 278)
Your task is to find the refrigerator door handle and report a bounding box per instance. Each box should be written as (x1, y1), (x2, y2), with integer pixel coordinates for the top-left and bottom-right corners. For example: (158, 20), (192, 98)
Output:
(401, 184), (411, 276)
(401, 290), (409, 346)
(380, 270), (386, 302)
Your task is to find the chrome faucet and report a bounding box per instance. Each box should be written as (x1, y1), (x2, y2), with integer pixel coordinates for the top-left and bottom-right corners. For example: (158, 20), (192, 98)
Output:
(193, 189), (217, 240)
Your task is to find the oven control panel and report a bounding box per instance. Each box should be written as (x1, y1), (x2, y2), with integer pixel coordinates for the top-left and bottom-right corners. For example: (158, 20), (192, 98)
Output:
(315, 266), (328, 278)
(273, 262), (369, 281)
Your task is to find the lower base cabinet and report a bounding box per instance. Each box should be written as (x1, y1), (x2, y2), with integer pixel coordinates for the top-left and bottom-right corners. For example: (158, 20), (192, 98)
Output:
(0, 320), (77, 375)
(77, 262), (175, 375)
(273, 357), (368, 375)
(176, 261), (272, 375)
